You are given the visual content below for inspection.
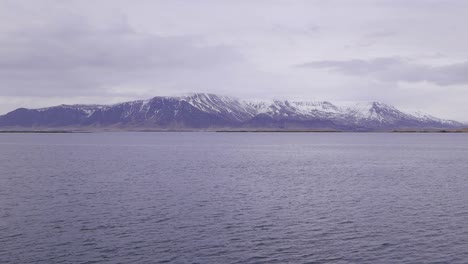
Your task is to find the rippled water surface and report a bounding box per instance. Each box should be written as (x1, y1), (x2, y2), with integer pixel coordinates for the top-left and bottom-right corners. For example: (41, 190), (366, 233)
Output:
(1, 132), (468, 263)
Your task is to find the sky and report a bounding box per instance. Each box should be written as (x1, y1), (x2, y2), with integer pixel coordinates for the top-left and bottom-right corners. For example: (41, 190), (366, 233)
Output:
(1, 0), (468, 121)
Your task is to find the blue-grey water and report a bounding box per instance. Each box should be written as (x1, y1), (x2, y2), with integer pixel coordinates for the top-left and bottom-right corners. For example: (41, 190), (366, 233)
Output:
(1, 132), (468, 263)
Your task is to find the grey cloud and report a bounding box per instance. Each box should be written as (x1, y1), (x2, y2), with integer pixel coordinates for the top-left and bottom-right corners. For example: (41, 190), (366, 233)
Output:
(365, 31), (396, 39)
(297, 57), (468, 86)
(354, 30), (396, 47)
(271, 23), (320, 35)
(0, 12), (243, 97)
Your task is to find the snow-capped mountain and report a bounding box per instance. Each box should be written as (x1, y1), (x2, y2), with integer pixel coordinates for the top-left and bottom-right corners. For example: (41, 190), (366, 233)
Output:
(0, 93), (462, 130)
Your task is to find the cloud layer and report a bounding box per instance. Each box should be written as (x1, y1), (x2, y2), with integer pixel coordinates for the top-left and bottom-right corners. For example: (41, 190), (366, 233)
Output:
(298, 58), (468, 86)
(0, 10), (243, 97)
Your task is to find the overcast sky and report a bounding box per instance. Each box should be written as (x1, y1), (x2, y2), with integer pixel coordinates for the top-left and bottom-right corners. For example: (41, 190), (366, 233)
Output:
(1, 0), (468, 121)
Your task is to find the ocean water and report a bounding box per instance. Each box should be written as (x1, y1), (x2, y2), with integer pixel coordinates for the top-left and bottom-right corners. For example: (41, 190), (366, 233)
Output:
(1, 132), (468, 263)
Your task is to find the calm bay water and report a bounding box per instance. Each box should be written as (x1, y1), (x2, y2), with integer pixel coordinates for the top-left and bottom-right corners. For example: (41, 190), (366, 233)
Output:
(1, 132), (468, 263)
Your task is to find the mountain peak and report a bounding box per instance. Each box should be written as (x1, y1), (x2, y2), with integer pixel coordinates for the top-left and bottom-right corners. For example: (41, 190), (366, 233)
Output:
(0, 93), (461, 130)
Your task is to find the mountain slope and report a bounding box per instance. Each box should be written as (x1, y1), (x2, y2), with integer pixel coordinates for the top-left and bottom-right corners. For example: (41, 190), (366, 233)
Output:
(0, 93), (462, 131)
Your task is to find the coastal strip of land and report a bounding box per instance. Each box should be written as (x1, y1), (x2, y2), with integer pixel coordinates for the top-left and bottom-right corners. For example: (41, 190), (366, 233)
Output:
(1, 128), (467, 133)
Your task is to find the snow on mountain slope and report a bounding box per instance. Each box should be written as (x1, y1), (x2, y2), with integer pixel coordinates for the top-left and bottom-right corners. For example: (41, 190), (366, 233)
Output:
(0, 93), (461, 130)
(335, 102), (414, 124)
(411, 111), (460, 126)
(37, 104), (105, 117)
(181, 93), (257, 121)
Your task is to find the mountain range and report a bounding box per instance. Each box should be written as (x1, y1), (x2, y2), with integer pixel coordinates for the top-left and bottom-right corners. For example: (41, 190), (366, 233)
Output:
(0, 93), (462, 131)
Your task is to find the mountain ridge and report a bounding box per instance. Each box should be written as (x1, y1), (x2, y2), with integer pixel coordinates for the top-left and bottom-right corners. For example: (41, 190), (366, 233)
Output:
(0, 93), (462, 131)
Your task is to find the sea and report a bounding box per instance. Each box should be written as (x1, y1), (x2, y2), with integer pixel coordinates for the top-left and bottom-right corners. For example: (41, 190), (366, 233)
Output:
(1, 132), (468, 263)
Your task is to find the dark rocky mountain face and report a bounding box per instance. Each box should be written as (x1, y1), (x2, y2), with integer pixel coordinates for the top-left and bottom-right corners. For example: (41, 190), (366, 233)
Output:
(0, 93), (462, 131)
(0, 106), (98, 127)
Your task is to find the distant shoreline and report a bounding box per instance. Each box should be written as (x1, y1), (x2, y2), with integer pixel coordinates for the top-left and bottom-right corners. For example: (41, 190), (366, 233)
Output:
(0, 130), (82, 133)
(1, 129), (467, 133)
(0, 130), (72, 134)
